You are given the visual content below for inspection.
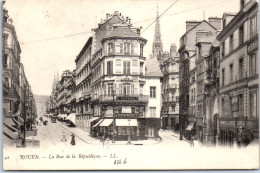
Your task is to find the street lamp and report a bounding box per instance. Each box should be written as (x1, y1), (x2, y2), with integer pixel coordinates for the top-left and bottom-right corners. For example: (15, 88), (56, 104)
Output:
(111, 87), (115, 143)
(22, 84), (27, 147)
(127, 119), (131, 144)
(30, 94), (33, 130)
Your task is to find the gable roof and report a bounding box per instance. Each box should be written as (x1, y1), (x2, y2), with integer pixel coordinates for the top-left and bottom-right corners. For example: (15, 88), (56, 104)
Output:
(145, 58), (163, 77)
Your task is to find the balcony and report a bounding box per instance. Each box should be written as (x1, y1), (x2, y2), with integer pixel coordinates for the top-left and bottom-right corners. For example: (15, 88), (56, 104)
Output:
(96, 94), (148, 103)
(167, 84), (177, 89)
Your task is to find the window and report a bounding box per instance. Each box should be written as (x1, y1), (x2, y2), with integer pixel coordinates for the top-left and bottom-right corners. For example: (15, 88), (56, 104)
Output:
(123, 61), (130, 75)
(150, 107), (156, 117)
(9, 100), (12, 112)
(120, 43), (123, 54)
(250, 54), (256, 76)
(3, 54), (8, 68)
(3, 35), (8, 46)
(150, 86), (156, 98)
(250, 92), (257, 118)
(108, 43), (114, 55)
(140, 44), (144, 56)
(122, 83), (130, 95)
(107, 83), (113, 96)
(229, 34), (233, 52)
(124, 43), (130, 55)
(139, 84), (143, 95)
(222, 69), (225, 86)
(140, 62), (144, 75)
(131, 107), (135, 113)
(222, 42), (225, 57)
(238, 94), (243, 116)
(107, 60), (113, 75)
(239, 58), (244, 80)
(250, 15), (257, 38)
(229, 64), (233, 82)
(239, 25), (244, 45)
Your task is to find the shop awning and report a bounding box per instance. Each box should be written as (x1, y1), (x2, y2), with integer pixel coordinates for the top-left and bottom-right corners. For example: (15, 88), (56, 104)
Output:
(93, 119), (103, 128)
(186, 122), (195, 131)
(3, 126), (18, 140)
(66, 113), (76, 125)
(89, 117), (99, 123)
(3, 118), (19, 132)
(116, 119), (138, 126)
(99, 119), (113, 127)
(12, 118), (22, 126)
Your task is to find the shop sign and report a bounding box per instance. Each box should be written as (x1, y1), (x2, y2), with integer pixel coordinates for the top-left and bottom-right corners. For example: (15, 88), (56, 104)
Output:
(247, 36), (258, 54)
(220, 120), (235, 127)
(117, 96), (138, 101)
(232, 96), (238, 112)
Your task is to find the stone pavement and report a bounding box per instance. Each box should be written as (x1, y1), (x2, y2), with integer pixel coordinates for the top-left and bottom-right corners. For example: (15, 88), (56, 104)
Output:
(57, 121), (161, 146)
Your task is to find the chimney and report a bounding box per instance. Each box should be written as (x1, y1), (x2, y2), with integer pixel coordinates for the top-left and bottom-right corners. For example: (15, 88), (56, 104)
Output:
(129, 18), (131, 24)
(126, 17), (129, 22)
(119, 13), (121, 16)
(208, 17), (222, 30)
(106, 13), (109, 18)
(186, 21), (201, 32)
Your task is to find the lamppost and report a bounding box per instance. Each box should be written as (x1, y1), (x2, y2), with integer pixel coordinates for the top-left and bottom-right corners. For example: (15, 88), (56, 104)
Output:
(112, 88), (115, 143)
(128, 119), (131, 144)
(30, 94), (33, 130)
(22, 84), (26, 147)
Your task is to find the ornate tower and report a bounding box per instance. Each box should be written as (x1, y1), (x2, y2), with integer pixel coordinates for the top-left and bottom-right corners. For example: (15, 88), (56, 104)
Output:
(152, 6), (163, 60)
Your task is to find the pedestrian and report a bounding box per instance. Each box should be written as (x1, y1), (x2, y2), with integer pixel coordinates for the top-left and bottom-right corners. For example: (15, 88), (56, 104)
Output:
(61, 132), (67, 142)
(100, 135), (105, 148)
(71, 133), (75, 145)
(105, 137), (110, 149)
(190, 136), (194, 148)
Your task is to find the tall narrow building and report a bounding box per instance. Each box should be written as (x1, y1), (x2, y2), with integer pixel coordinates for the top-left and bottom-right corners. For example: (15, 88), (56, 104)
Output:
(152, 6), (163, 61)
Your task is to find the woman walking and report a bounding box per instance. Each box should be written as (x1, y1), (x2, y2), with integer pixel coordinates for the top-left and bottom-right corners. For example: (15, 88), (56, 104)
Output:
(71, 133), (76, 146)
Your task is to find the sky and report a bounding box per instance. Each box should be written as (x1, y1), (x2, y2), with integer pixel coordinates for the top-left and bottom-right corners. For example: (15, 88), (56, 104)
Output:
(4, 0), (239, 96)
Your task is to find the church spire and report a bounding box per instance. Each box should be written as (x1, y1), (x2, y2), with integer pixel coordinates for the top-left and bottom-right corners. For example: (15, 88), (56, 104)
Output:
(152, 6), (163, 60)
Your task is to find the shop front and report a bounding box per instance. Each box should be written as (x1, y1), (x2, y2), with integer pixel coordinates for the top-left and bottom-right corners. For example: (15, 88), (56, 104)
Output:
(219, 118), (236, 147)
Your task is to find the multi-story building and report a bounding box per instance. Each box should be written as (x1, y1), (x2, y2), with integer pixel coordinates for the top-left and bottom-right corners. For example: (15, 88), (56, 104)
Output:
(204, 41), (220, 145)
(74, 37), (93, 130)
(2, 8), (21, 118)
(216, 0), (258, 146)
(89, 11), (161, 141)
(2, 5), (37, 147)
(160, 44), (180, 130)
(179, 19), (221, 140)
(195, 31), (221, 144)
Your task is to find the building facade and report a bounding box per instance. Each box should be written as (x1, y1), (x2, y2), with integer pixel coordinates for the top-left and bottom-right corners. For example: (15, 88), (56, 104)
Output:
(160, 44), (180, 130)
(217, 0), (258, 146)
(74, 37), (93, 130)
(179, 19), (220, 140)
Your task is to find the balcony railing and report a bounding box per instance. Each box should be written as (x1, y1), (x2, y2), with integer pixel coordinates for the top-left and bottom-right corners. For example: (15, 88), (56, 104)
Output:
(98, 94), (148, 103)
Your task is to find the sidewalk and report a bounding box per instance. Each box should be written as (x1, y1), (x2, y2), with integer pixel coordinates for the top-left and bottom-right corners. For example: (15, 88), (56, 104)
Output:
(57, 121), (161, 146)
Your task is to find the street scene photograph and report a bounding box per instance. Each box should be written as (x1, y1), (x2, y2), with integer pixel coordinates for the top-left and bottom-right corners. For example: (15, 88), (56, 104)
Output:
(2, 0), (259, 170)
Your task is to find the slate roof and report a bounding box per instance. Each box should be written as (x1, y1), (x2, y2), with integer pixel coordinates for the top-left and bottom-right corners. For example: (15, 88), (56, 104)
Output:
(145, 58), (163, 77)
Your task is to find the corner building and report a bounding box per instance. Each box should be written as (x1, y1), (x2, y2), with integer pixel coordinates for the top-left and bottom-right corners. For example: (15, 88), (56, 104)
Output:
(90, 12), (161, 140)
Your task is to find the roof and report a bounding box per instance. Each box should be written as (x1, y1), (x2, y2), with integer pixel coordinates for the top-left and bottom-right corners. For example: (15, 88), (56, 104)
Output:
(145, 58), (163, 77)
(217, 0), (257, 40)
(180, 20), (218, 40)
(75, 37), (92, 63)
(102, 26), (146, 42)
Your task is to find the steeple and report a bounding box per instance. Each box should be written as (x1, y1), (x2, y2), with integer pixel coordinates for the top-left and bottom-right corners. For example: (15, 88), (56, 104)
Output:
(152, 6), (163, 60)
